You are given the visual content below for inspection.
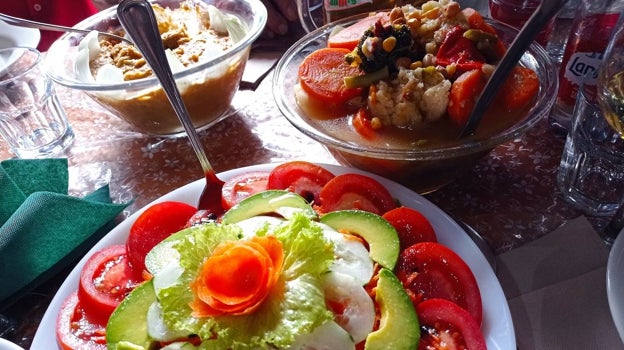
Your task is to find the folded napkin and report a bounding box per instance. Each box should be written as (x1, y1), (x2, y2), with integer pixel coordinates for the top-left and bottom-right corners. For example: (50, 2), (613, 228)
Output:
(0, 158), (130, 308)
(496, 216), (624, 349)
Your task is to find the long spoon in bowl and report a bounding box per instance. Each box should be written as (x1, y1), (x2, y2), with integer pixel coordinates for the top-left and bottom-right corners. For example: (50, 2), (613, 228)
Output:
(459, 0), (568, 138)
(0, 12), (133, 45)
(116, 0), (225, 216)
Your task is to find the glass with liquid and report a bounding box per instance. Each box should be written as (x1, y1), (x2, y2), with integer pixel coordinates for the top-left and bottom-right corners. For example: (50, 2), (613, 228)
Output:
(557, 15), (624, 216)
(488, 0), (555, 47)
(597, 17), (624, 138)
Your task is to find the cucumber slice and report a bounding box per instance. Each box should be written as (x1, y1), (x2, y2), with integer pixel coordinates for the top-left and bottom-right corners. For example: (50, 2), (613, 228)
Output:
(320, 210), (400, 270)
(106, 280), (157, 349)
(221, 190), (317, 224)
(364, 268), (420, 350)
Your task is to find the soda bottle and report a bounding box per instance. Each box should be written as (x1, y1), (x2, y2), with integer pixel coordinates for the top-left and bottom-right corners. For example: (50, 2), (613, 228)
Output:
(549, 0), (624, 132)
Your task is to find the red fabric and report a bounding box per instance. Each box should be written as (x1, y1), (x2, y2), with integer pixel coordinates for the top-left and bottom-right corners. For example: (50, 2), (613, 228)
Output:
(0, 0), (100, 51)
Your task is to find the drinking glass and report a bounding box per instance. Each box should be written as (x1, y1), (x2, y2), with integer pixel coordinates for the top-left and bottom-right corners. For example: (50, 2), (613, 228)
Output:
(596, 13), (624, 138)
(0, 47), (74, 158)
(596, 12), (624, 243)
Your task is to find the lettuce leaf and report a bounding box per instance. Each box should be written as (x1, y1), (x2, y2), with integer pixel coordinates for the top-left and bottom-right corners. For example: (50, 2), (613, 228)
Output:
(156, 213), (335, 349)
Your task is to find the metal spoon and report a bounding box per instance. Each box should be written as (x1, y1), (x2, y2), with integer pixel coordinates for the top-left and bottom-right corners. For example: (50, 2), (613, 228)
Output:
(459, 0), (569, 138)
(116, 0), (225, 216)
(0, 12), (133, 45)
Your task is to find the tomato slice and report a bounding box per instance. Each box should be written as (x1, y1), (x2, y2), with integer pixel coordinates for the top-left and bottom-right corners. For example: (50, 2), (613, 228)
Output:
(416, 298), (487, 350)
(267, 161), (335, 205)
(394, 242), (483, 325)
(78, 245), (141, 324)
(221, 171), (270, 210)
(126, 201), (198, 275)
(382, 207), (437, 250)
(56, 291), (107, 350)
(318, 173), (396, 215)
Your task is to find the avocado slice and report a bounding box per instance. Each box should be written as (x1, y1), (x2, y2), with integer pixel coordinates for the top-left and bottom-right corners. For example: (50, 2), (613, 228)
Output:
(106, 280), (157, 349)
(365, 268), (420, 350)
(221, 190), (318, 224)
(320, 210), (400, 270)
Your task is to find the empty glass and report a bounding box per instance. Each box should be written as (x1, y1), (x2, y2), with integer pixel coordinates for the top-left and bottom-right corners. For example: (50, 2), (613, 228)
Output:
(0, 47), (73, 158)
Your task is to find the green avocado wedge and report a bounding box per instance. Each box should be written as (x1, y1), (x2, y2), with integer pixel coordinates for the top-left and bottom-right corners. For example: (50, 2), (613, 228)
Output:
(221, 190), (318, 224)
(106, 280), (156, 350)
(365, 268), (420, 350)
(320, 210), (400, 270)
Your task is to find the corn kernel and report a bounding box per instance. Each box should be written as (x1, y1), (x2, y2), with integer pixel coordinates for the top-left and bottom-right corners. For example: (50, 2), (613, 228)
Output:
(445, 64), (457, 77)
(382, 36), (397, 52)
(410, 61), (423, 69)
(371, 117), (383, 129)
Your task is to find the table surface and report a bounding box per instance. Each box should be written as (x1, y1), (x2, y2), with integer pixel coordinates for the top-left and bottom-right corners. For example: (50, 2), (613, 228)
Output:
(0, 17), (615, 349)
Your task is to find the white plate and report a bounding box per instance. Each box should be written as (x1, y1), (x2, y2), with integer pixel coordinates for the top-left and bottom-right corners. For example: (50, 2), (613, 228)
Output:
(0, 20), (40, 49)
(607, 227), (624, 344)
(0, 338), (24, 350)
(32, 163), (516, 350)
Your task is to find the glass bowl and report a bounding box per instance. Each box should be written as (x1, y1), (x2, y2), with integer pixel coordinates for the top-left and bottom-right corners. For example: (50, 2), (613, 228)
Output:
(273, 14), (558, 194)
(46, 0), (266, 136)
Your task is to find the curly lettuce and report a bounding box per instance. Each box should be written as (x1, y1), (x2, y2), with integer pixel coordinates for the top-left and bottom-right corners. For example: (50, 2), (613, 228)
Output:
(156, 213), (335, 349)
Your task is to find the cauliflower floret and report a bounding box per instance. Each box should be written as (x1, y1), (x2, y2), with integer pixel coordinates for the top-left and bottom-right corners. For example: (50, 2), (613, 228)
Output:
(420, 79), (451, 121)
(368, 66), (450, 128)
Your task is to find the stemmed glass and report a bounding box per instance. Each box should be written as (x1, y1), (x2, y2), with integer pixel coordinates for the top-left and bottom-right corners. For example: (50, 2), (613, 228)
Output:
(596, 13), (624, 244)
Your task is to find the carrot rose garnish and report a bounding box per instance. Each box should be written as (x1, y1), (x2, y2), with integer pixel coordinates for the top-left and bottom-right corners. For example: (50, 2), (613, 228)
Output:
(189, 236), (284, 317)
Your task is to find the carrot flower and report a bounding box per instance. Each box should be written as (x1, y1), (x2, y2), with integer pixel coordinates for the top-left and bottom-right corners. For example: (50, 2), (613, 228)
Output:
(189, 236), (284, 317)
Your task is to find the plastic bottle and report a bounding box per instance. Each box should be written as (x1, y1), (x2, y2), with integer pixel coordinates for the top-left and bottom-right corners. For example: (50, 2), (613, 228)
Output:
(549, 0), (624, 133)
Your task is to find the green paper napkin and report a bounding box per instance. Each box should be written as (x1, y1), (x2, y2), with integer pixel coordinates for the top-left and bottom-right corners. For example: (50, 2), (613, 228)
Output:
(0, 158), (131, 308)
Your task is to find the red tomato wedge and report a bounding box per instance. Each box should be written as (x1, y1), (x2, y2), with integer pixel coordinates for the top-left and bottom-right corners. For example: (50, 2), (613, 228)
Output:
(298, 47), (364, 104)
(448, 69), (486, 126)
(126, 201), (198, 276)
(436, 26), (486, 74)
(495, 66), (540, 111)
(416, 298), (487, 350)
(267, 161), (335, 204)
(56, 291), (107, 350)
(221, 171), (270, 210)
(319, 173), (396, 215)
(327, 12), (390, 50)
(395, 241), (483, 325)
(78, 245), (141, 324)
(382, 207), (437, 250)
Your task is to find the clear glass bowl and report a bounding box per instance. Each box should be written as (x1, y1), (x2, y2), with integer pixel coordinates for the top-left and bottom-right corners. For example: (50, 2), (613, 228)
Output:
(273, 14), (558, 194)
(46, 0), (266, 136)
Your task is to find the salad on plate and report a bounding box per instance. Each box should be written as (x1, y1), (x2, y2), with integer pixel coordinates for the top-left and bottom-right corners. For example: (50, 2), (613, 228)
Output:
(37, 161), (513, 350)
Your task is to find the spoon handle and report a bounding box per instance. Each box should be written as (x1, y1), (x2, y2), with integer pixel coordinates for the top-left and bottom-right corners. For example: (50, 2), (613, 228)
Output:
(459, 0), (569, 137)
(116, 0), (214, 176)
(0, 12), (132, 44)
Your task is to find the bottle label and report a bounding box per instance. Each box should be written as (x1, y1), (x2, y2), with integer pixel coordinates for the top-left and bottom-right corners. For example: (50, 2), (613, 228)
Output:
(562, 51), (604, 87)
(325, 0), (373, 11)
(558, 51), (604, 107)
